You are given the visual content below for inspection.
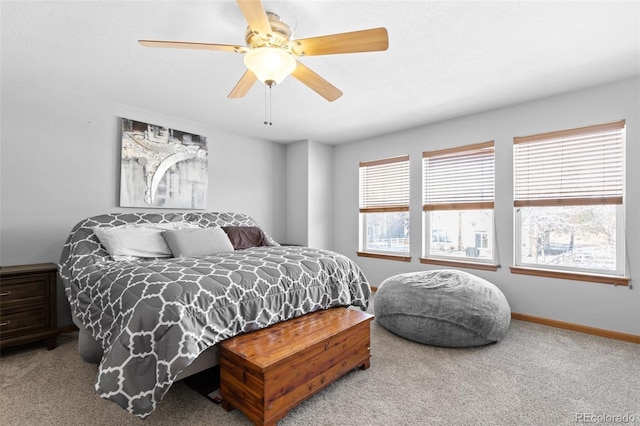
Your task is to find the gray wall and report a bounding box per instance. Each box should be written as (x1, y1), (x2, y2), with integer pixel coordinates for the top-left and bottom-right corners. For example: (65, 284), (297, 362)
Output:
(285, 140), (333, 248)
(332, 77), (640, 336)
(307, 141), (333, 250)
(3, 75), (638, 336)
(1, 78), (287, 327)
(285, 141), (309, 245)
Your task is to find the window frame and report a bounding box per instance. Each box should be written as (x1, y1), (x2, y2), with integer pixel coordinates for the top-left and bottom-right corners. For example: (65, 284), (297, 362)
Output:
(511, 120), (629, 285)
(358, 155), (411, 261)
(420, 141), (498, 271)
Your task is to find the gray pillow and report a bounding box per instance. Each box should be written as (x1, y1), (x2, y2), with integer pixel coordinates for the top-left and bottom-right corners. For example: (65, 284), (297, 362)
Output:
(162, 227), (235, 257)
(92, 222), (199, 261)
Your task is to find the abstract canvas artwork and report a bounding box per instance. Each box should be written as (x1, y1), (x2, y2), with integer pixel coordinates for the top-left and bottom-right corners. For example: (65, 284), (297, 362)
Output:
(120, 118), (208, 209)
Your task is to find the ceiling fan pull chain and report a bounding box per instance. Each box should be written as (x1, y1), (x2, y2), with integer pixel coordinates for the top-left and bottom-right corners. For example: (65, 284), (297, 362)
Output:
(269, 84), (273, 126)
(263, 83), (273, 125)
(264, 84), (268, 125)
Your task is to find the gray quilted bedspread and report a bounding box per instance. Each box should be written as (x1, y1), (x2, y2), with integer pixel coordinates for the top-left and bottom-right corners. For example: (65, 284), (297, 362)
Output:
(58, 213), (370, 418)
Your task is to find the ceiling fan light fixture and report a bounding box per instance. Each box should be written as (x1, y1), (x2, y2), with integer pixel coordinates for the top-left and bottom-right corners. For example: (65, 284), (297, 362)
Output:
(244, 47), (296, 86)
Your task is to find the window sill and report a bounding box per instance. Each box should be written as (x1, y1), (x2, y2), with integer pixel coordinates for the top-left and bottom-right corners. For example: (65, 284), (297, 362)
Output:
(357, 252), (411, 262)
(419, 257), (499, 271)
(509, 266), (630, 286)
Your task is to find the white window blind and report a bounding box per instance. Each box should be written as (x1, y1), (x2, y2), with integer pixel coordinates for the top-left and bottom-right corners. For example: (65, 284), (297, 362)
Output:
(423, 142), (495, 211)
(359, 155), (410, 212)
(513, 120), (625, 207)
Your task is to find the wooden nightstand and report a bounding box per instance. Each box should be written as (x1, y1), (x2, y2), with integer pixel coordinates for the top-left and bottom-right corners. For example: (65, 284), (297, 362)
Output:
(0, 263), (58, 351)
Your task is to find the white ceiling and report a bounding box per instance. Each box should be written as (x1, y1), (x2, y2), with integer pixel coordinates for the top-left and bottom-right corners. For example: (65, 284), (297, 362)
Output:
(2, 1), (639, 145)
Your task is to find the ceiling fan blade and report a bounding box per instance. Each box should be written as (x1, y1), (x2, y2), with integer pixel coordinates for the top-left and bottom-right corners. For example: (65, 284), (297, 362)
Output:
(291, 61), (342, 102)
(139, 40), (242, 52)
(293, 27), (389, 56)
(236, 0), (271, 35)
(228, 70), (258, 98)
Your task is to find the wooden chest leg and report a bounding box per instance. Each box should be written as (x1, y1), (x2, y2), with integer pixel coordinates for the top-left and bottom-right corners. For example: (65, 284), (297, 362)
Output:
(359, 357), (371, 370)
(221, 399), (234, 412)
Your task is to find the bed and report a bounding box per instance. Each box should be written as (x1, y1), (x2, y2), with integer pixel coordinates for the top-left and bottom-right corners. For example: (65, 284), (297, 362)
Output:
(58, 212), (370, 418)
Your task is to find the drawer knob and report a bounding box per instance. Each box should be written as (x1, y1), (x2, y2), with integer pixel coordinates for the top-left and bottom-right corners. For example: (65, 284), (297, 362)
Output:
(0, 291), (11, 297)
(0, 321), (9, 327)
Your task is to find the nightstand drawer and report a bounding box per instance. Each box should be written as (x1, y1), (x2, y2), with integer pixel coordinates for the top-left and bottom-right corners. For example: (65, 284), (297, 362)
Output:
(0, 274), (50, 306)
(0, 305), (50, 338)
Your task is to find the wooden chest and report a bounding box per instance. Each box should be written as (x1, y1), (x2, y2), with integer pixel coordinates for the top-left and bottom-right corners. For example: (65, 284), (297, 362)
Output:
(220, 307), (373, 426)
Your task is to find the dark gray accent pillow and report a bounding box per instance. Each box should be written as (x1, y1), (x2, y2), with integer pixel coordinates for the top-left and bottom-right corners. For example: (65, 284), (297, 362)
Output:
(222, 226), (268, 249)
(162, 227), (235, 257)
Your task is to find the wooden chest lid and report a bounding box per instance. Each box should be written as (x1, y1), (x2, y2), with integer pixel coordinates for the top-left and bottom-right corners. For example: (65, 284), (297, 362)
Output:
(221, 307), (373, 368)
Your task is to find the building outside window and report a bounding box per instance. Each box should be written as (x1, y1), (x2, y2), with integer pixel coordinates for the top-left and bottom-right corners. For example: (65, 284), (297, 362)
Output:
(512, 120), (626, 281)
(358, 155), (410, 259)
(422, 142), (496, 268)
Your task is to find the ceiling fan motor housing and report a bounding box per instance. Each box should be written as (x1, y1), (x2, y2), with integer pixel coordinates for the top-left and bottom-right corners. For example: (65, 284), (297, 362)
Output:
(245, 12), (293, 49)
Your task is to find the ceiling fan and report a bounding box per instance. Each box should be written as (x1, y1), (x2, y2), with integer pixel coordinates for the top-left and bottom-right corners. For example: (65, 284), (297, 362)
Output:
(139, 0), (389, 102)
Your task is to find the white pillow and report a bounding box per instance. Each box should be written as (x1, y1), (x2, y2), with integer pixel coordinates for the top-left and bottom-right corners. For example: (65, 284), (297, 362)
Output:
(162, 227), (235, 257)
(92, 222), (199, 261)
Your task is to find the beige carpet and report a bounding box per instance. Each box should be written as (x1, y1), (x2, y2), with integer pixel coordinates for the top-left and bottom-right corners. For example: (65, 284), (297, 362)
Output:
(1, 298), (638, 425)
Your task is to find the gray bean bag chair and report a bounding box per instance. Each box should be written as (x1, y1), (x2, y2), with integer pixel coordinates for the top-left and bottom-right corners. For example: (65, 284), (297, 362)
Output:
(374, 270), (510, 347)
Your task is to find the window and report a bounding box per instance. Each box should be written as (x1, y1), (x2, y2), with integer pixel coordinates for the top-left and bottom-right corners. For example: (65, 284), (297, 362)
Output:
(512, 120), (628, 285)
(421, 142), (497, 270)
(358, 155), (410, 260)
